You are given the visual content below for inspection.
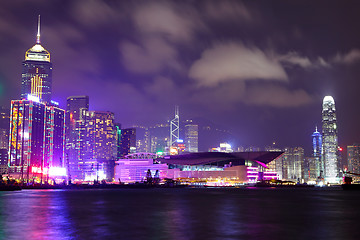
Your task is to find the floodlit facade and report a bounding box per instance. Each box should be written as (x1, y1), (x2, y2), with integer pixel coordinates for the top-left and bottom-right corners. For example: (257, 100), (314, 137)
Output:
(322, 96), (339, 183)
(115, 153), (169, 183)
(21, 16), (52, 103)
(8, 99), (65, 180)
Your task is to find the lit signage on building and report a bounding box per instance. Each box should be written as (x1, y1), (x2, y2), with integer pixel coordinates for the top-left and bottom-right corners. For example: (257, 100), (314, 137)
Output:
(27, 94), (40, 103)
(50, 100), (59, 106)
(31, 166), (67, 176)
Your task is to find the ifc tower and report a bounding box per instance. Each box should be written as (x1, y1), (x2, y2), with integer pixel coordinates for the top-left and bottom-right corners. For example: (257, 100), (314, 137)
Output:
(321, 96), (339, 183)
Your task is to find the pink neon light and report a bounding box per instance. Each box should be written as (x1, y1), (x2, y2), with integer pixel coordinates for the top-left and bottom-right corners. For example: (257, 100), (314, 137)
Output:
(255, 161), (268, 168)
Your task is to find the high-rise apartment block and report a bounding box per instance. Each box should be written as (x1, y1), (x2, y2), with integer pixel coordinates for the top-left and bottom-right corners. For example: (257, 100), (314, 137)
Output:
(322, 96), (339, 183)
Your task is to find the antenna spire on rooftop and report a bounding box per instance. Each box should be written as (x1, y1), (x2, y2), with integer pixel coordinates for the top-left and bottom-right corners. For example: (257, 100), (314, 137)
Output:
(36, 15), (41, 44)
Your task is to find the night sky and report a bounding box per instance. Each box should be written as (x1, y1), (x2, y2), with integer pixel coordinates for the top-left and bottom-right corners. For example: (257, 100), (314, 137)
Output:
(1, 0), (360, 154)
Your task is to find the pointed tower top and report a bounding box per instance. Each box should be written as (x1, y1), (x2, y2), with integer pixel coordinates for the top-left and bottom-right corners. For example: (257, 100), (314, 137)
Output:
(315, 126), (318, 132)
(36, 15), (41, 44)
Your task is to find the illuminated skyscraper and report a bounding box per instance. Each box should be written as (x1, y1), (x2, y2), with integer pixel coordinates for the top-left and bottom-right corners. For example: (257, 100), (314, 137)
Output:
(21, 16), (52, 103)
(65, 96), (89, 180)
(312, 127), (322, 159)
(170, 106), (179, 147)
(8, 16), (65, 182)
(185, 121), (198, 153)
(347, 144), (360, 174)
(312, 127), (322, 178)
(322, 96), (339, 183)
(8, 99), (65, 180)
(84, 111), (117, 181)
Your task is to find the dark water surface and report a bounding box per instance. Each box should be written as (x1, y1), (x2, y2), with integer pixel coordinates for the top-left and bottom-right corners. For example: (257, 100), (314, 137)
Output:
(0, 187), (360, 240)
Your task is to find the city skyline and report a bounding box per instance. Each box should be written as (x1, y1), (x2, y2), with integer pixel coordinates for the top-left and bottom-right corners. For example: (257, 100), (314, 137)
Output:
(1, 1), (360, 153)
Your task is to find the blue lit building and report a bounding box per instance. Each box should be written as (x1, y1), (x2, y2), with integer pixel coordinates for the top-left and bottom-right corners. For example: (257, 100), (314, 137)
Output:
(312, 127), (322, 179)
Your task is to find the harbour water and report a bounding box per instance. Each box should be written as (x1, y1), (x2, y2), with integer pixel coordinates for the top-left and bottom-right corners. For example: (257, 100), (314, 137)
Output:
(0, 187), (359, 240)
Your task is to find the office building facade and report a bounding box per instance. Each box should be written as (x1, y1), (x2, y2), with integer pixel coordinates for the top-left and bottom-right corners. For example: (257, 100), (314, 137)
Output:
(8, 99), (65, 180)
(185, 123), (198, 152)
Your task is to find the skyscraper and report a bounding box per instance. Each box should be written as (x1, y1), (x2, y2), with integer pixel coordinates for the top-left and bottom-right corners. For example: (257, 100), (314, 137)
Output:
(119, 128), (136, 157)
(322, 96), (339, 183)
(185, 121), (198, 153)
(347, 144), (360, 174)
(8, 16), (66, 182)
(84, 111), (117, 181)
(170, 106), (179, 147)
(21, 16), (52, 103)
(8, 99), (65, 181)
(65, 96), (89, 180)
(312, 127), (322, 178)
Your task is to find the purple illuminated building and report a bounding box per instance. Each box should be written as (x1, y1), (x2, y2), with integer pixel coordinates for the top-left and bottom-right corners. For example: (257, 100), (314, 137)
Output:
(7, 17), (66, 182)
(8, 99), (65, 180)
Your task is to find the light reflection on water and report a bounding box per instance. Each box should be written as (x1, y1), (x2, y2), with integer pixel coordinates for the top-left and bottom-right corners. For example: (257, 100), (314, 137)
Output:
(0, 188), (359, 240)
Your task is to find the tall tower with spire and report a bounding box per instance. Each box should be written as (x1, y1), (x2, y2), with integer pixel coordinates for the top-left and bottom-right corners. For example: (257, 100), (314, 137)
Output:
(170, 106), (180, 147)
(312, 126), (322, 178)
(322, 96), (339, 183)
(21, 15), (52, 103)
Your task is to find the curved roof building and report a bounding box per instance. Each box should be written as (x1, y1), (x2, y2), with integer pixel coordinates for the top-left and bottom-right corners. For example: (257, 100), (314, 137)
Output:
(160, 151), (283, 168)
